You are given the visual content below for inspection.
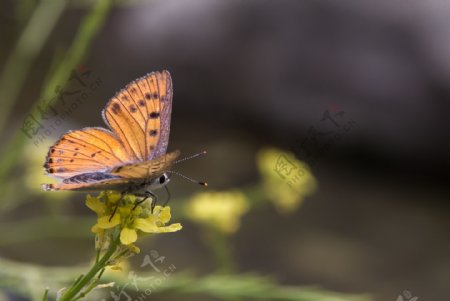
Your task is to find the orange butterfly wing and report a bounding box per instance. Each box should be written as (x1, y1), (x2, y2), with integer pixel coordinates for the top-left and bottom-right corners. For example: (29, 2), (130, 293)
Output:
(43, 71), (174, 191)
(44, 150), (178, 191)
(44, 127), (129, 178)
(102, 70), (173, 162)
(110, 150), (180, 179)
(43, 178), (131, 191)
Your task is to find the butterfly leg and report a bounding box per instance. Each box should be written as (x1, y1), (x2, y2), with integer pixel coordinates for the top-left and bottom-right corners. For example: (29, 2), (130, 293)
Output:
(132, 194), (150, 210)
(109, 191), (126, 222)
(132, 191), (158, 213)
(161, 185), (171, 207)
(146, 190), (158, 213)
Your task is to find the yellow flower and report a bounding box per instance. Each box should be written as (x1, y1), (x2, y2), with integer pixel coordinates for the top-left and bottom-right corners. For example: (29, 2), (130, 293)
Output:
(119, 206), (182, 245)
(96, 214), (121, 229)
(257, 147), (317, 213)
(185, 190), (249, 233)
(86, 194), (106, 215)
(86, 193), (182, 246)
(103, 191), (123, 204)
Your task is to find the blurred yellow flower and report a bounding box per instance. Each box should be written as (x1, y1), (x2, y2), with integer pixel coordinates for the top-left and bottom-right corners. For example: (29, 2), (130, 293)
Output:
(185, 190), (249, 233)
(86, 192), (182, 246)
(257, 147), (317, 213)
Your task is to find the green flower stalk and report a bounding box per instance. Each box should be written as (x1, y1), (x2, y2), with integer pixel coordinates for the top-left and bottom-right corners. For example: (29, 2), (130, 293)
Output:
(55, 191), (182, 301)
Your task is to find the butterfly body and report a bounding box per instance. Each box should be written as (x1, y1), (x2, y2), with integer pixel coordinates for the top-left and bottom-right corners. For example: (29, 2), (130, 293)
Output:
(43, 172), (170, 193)
(42, 71), (177, 195)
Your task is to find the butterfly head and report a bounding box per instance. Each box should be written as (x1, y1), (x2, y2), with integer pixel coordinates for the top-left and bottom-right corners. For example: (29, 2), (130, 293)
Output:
(146, 173), (171, 191)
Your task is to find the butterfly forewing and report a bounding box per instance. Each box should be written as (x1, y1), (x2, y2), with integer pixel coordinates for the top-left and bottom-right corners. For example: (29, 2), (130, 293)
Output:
(132, 75), (161, 159)
(102, 70), (172, 161)
(152, 71), (173, 159)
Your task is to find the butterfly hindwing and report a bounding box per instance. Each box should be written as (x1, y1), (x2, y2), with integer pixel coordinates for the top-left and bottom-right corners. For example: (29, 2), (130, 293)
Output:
(44, 127), (130, 178)
(110, 150), (180, 179)
(42, 151), (180, 192)
(42, 178), (131, 192)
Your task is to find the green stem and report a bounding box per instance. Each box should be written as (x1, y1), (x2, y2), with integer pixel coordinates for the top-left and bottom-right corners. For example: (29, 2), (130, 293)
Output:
(95, 249), (101, 264)
(73, 268), (105, 301)
(41, 287), (49, 301)
(59, 237), (119, 301)
(204, 227), (236, 274)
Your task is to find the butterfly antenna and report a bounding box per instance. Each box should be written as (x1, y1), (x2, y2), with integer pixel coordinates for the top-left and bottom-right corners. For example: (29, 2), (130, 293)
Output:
(162, 185), (171, 207)
(174, 150), (207, 164)
(166, 170), (208, 186)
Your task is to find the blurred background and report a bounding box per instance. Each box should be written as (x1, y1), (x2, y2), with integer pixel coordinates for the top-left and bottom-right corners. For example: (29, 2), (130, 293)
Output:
(0, 0), (449, 300)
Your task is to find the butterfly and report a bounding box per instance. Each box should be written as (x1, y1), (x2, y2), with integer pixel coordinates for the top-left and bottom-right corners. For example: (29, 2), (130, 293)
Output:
(42, 70), (186, 203)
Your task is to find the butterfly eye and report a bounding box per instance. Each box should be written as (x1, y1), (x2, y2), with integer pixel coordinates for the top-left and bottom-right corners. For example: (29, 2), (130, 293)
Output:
(159, 175), (166, 184)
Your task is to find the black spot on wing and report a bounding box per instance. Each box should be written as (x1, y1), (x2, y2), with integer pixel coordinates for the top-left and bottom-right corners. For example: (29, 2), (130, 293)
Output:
(149, 112), (160, 119)
(112, 102), (121, 114)
(90, 151), (101, 158)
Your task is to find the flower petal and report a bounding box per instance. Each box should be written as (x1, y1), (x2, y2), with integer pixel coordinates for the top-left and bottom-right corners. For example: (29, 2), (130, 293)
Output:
(133, 218), (158, 233)
(105, 191), (122, 204)
(158, 207), (172, 224)
(153, 206), (162, 214)
(123, 194), (136, 203)
(118, 205), (133, 218)
(120, 227), (138, 245)
(91, 223), (103, 234)
(86, 195), (105, 215)
(97, 214), (121, 229)
(157, 223), (183, 233)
